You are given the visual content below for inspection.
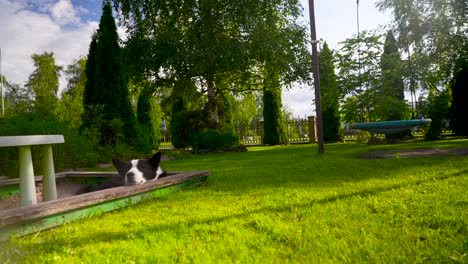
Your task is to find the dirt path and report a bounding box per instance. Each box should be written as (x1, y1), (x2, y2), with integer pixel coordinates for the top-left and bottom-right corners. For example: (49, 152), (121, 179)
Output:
(359, 148), (468, 159)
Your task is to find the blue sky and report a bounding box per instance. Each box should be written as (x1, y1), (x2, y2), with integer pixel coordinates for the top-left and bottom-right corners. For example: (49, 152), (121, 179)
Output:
(0, 0), (391, 117)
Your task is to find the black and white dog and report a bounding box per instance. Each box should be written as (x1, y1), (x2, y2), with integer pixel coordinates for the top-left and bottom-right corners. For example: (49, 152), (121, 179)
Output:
(90, 152), (167, 192)
(112, 151), (167, 185)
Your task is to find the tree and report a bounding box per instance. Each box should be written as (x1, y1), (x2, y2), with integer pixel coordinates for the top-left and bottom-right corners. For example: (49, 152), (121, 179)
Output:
(112, 0), (310, 125)
(377, 0), (468, 102)
(337, 31), (383, 123)
(61, 58), (86, 128)
(232, 92), (259, 140)
(318, 42), (343, 142)
(137, 88), (162, 150)
(419, 89), (451, 140)
(375, 31), (407, 121)
(26, 52), (62, 118)
(450, 58), (468, 136)
(82, 3), (137, 145)
(2, 78), (33, 116)
(263, 68), (287, 145)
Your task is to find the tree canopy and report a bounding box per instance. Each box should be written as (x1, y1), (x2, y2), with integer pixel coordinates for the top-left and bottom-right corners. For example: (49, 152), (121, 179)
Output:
(26, 52), (62, 118)
(112, 0), (310, 123)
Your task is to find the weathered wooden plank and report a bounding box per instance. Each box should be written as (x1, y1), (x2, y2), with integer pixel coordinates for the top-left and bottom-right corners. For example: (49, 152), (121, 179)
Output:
(0, 171), (210, 227)
(0, 176), (207, 242)
(0, 135), (64, 147)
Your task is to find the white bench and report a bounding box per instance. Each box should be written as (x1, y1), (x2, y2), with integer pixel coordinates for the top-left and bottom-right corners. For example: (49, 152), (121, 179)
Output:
(0, 135), (65, 206)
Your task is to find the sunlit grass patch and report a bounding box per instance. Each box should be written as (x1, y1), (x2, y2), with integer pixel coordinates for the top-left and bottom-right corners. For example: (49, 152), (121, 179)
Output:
(1, 140), (467, 263)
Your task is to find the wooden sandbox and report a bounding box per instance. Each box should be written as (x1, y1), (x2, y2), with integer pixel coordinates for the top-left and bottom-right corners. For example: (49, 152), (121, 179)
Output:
(0, 170), (210, 242)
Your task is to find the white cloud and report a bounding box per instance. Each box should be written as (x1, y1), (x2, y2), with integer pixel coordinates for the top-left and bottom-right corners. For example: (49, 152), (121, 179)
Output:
(0, 0), (98, 91)
(0, 0), (390, 117)
(282, 86), (316, 118)
(50, 0), (80, 26)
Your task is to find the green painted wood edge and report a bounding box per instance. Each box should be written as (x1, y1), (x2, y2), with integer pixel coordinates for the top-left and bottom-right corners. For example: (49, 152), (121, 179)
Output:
(0, 176), (206, 242)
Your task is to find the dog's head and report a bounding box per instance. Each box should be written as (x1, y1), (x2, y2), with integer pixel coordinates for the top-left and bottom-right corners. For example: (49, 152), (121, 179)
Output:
(112, 152), (167, 186)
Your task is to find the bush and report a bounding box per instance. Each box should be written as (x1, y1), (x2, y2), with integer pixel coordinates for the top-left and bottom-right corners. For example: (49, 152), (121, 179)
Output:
(192, 129), (239, 151)
(0, 115), (97, 177)
(420, 90), (451, 140)
(171, 109), (208, 149)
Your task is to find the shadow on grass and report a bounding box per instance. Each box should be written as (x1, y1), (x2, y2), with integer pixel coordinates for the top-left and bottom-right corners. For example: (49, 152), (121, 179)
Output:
(30, 168), (467, 252)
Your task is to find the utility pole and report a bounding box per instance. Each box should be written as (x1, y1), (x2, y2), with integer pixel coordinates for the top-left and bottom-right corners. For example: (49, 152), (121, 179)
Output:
(356, 0), (363, 123)
(308, 0), (324, 154)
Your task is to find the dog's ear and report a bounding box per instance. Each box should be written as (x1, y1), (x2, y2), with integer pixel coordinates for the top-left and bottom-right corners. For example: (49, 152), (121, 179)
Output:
(149, 151), (162, 169)
(112, 158), (128, 177)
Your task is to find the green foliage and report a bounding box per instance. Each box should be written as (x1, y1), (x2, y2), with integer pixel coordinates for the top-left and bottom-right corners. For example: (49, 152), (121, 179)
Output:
(112, 0), (310, 123)
(171, 110), (208, 149)
(262, 71), (287, 145)
(0, 115), (97, 177)
(322, 106), (343, 143)
(26, 52), (63, 118)
(83, 33), (97, 108)
(2, 80), (33, 116)
(420, 89), (451, 140)
(232, 92), (260, 140)
(82, 3), (137, 147)
(216, 90), (234, 130)
(337, 31), (384, 122)
(137, 91), (162, 150)
(60, 58), (87, 128)
(450, 58), (468, 136)
(192, 129), (239, 151)
(377, 0), (468, 88)
(376, 31), (406, 121)
(319, 42), (343, 142)
(2, 142), (467, 262)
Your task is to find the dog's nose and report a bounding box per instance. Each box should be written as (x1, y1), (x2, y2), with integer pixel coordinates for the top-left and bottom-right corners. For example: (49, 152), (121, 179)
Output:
(127, 172), (135, 179)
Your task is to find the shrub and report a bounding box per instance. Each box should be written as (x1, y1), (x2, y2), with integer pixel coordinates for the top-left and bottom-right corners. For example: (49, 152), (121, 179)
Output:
(171, 109), (208, 149)
(192, 129), (239, 151)
(419, 89), (451, 140)
(0, 115), (97, 177)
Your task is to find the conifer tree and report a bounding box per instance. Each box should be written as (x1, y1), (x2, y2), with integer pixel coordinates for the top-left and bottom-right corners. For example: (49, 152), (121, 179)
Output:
(319, 43), (343, 142)
(377, 31), (406, 121)
(137, 89), (162, 149)
(82, 3), (136, 144)
(263, 67), (287, 145)
(451, 58), (468, 136)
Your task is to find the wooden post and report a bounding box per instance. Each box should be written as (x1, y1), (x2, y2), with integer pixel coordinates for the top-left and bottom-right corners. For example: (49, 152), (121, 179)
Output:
(308, 116), (317, 143)
(308, 0), (325, 154)
(42, 145), (57, 201)
(18, 146), (37, 206)
(260, 121), (264, 145)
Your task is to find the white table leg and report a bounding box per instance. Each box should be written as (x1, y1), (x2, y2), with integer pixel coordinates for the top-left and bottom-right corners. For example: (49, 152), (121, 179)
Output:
(18, 146), (37, 206)
(42, 145), (57, 201)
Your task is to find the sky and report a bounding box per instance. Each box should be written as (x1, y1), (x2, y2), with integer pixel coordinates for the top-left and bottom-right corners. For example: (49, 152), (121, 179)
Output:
(0, 0), (392, 117)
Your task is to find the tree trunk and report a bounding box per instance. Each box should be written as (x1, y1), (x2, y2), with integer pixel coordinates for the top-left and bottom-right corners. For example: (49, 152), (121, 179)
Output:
(206, 74), (218, 123)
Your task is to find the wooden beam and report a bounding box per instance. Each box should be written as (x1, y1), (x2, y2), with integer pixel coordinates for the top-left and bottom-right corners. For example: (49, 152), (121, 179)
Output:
(0, 170), (210, 242)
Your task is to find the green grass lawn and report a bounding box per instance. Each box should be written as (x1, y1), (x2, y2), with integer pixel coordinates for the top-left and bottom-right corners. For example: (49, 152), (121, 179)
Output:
(1, 140), (467, 263)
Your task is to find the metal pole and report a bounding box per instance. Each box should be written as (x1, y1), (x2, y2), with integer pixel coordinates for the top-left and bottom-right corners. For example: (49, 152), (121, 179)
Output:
(308, 0), (324, 154)
(1, 48), (4, 116)
(356, 0), (363, 123)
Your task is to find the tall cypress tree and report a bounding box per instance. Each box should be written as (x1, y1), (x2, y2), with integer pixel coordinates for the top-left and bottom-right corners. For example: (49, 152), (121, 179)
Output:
(263, 66), (287, 145)
(319, 43), (343, 142)
(81, 33), (98, 130)
(378, 31), (406, 121)
(82, 2), (136, 144)
(137, 89), (162, 149)
(450, 58), (468, 136)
